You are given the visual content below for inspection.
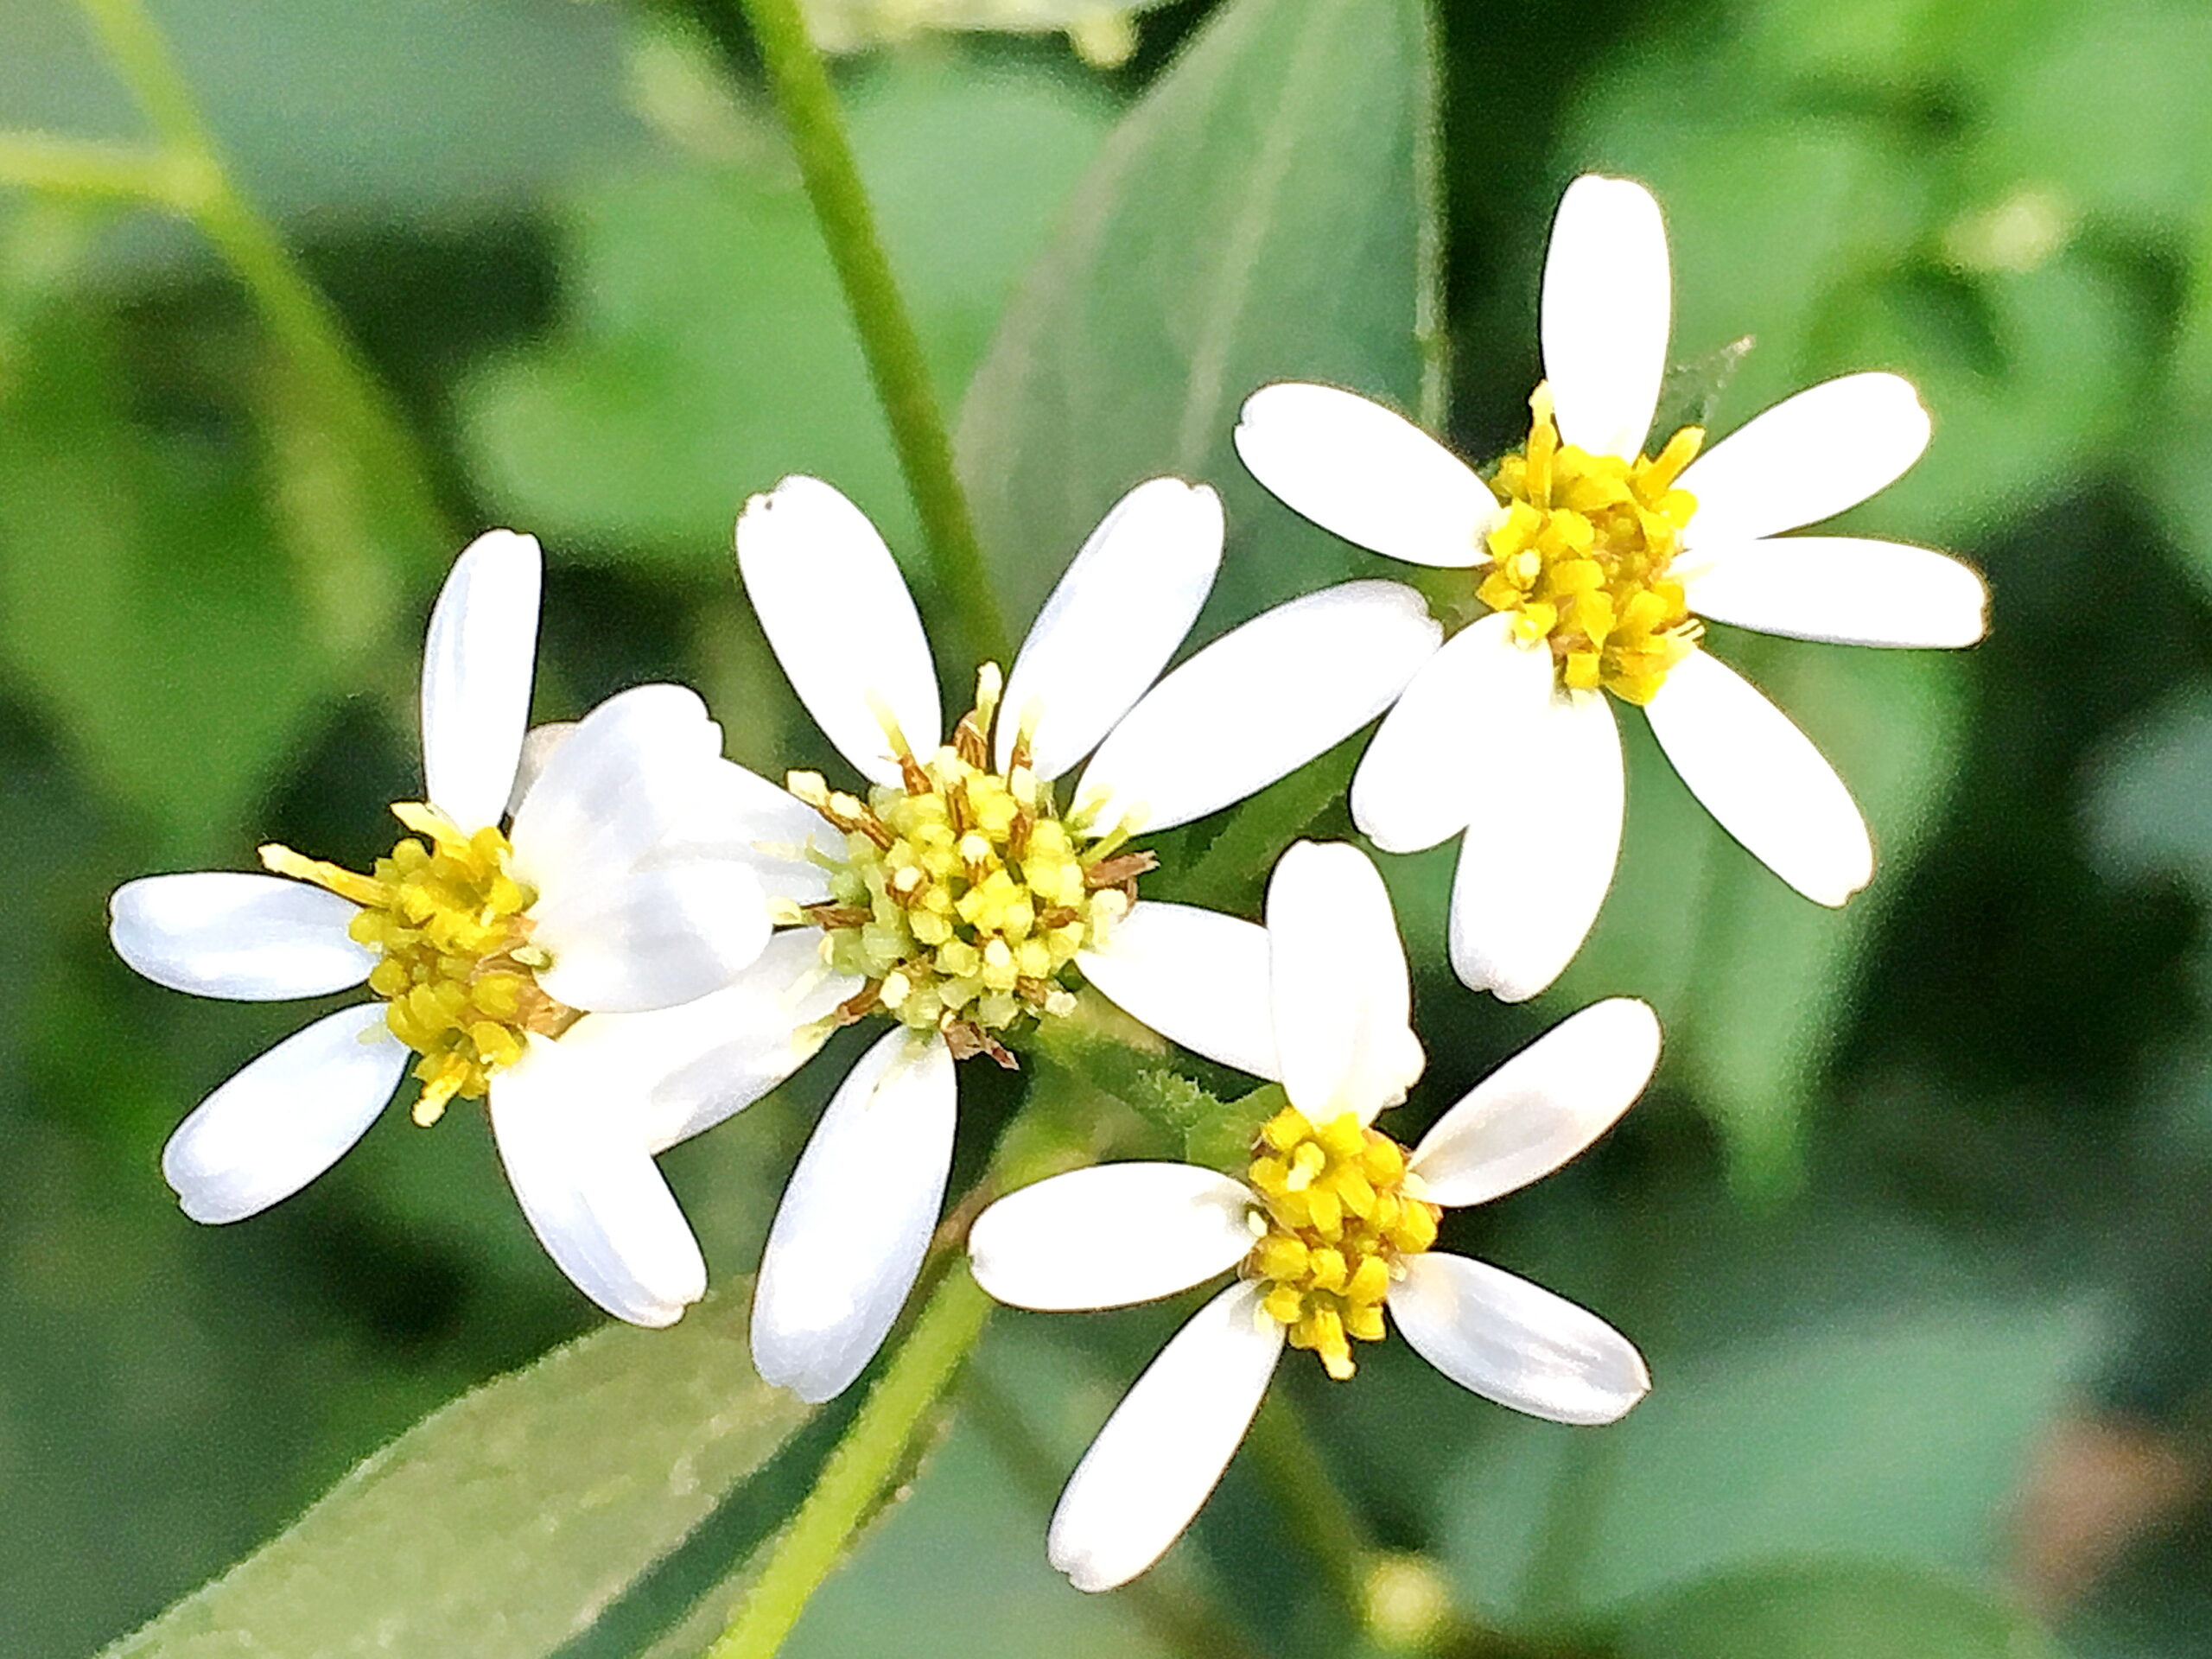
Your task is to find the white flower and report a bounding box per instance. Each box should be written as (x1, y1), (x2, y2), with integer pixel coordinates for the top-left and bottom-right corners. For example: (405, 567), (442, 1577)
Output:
(108, 531), (772, 1327)
(580, 474), (1439, 1403)
(967, 840), (1660, 1592)
(1236, 174), (1990, 1002)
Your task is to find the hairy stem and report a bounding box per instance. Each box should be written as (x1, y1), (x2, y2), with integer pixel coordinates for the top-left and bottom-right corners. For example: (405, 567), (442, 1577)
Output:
(704, 1265), (995, 1659)
(723, 0), (1009, 668)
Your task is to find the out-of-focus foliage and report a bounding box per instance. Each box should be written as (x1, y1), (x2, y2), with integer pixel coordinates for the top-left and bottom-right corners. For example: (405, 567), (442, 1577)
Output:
(461, 46), (1114, 567)
(6, 0), (2212, 1653)
(954, 0), (1438, 634)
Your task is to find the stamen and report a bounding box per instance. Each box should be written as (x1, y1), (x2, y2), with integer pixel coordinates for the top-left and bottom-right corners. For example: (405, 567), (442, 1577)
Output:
(1480, 382), (1705, 703)
(792, 671), (1138, 1058)
(1245, 1104), (1438, 1380)
(272, 811), (574, 1117)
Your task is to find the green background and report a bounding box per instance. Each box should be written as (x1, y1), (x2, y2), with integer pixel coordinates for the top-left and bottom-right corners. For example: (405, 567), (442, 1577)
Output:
(4, 0), (2212, 1654)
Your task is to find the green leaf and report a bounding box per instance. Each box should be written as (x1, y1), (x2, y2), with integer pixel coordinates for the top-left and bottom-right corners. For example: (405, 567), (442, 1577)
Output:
(98, 1288), (813, 1659)
(458, 54), (1110, 565)
(1436, 1299), (2091, 1622)
(1544, 641), (1971, 1186)
(1607, 1560), (2059, 1659)
(0, 0), (646, 226)
(0, 307), (333, 862)
(956, 0), (1443, 635)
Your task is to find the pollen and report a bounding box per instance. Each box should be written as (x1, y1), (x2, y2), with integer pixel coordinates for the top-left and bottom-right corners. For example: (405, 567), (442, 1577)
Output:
(1478, 382), (1704, 704)
(1244, 1103), (1438, 1380)
(791, 665), (1145, 1066)
(261, 804), (575, 1124)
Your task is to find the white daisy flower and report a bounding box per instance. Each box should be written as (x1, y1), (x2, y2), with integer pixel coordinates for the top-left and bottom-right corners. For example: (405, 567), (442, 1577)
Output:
(573, 473), (1440, 1403)
(1235, 174), (1990, 1001)
(967, 839), (1660, 1592)
(108, 531), (773, 1327)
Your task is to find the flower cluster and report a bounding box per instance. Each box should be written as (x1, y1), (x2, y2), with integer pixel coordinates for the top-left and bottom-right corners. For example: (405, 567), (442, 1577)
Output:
(105, 172), (1987, 1599)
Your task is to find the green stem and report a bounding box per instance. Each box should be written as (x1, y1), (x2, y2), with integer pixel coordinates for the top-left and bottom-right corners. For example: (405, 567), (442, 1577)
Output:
(704, 1264), (995, 1659)
(0, 131), (187, 200)
(724, 0), (1008, 669)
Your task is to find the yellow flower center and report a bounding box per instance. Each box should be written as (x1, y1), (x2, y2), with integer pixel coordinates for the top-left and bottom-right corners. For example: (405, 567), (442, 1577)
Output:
(1478, 383), (1706, 704)
(1245, 1103), (1439, 1380)
(791, 666), (1145, 1066)
(261, 804), (575, 1124)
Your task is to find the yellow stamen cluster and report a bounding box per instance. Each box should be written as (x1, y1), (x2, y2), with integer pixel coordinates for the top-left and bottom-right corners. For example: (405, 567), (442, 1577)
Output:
(1245, 1103), (1439, 1380)
(792, 666), (1144, 1065)
(1479, 383), (1705, 704)
(262, 804), (574, 1125)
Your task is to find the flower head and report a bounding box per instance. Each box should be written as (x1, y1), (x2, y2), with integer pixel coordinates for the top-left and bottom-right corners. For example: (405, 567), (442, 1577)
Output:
(1235, 174), (1989, 1002)
(108, 531), (771, 1326)
(966, 840), (1661, 1591)
(570, 474), (1437, 1402)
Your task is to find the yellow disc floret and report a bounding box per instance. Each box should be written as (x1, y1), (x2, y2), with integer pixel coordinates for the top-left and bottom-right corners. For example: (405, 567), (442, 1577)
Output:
(261, 803), (575, 1125)
(1478, 383), (1705, 704)
(791, 665), (1146, 1066)
(1245, 1103), (1439, 1380)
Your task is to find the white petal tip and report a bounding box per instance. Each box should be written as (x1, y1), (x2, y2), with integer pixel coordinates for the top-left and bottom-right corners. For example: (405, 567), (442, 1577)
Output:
(754, 1352), (852, 1406)
(1051, 1553), (1125, 1595)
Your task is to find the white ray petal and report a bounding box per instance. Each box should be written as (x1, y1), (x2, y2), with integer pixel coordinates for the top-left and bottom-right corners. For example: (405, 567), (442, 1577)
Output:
(1267, 841), (1422, 1125)
(1049, 1281), (1283, 1592)
(420, 529), (542, 834)
(162, 1003), (403, 1224)
(1409, 998), (1660, 1207)
(969, 1164), (1255, 1311)
(1541, 175), (1671, 460)
(1643, 650), (1872, 906)
(648, 757), (837, 903)
(752, 1028), (957, 1403)
(490, 1037), (706, 1328)
(998, 478), (1223, 783)
(506, 721), (577, 818)
(507, 683), (725, 892)
(1233, 383), (1499, 568)
(1389, 1252), (1648, 1425)
(735, 476), (942, 785)
(530, 858), (772, 1014)
(1678, 373), (1932, 547)
(1352, 614), (1552, 855)
(1077, 901), (1278, 1080)
(1685, 537), (1988, 648)
(553, 930), (860, 1154)
(1448, 688), (1623, 1002)
(1079, 581), (1441, 835)
(111, 873), (373, 1001)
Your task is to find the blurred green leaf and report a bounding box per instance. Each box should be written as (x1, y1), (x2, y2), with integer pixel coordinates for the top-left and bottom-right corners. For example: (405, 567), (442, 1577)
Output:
(459, 55), (1109, 568)
(0, 308), (332, 861)
(956, 0), (1443, 635)
(99, 1287), (811, 1659)
(1966, 0), (2212, 235)
(1438, 1300), (2089, 1623)
(0, 0), (645, 230)
(2082, 683), (2212, 892)
(1541, 644), (1969, 1185)
(1607, 1560), (2058, 1659)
